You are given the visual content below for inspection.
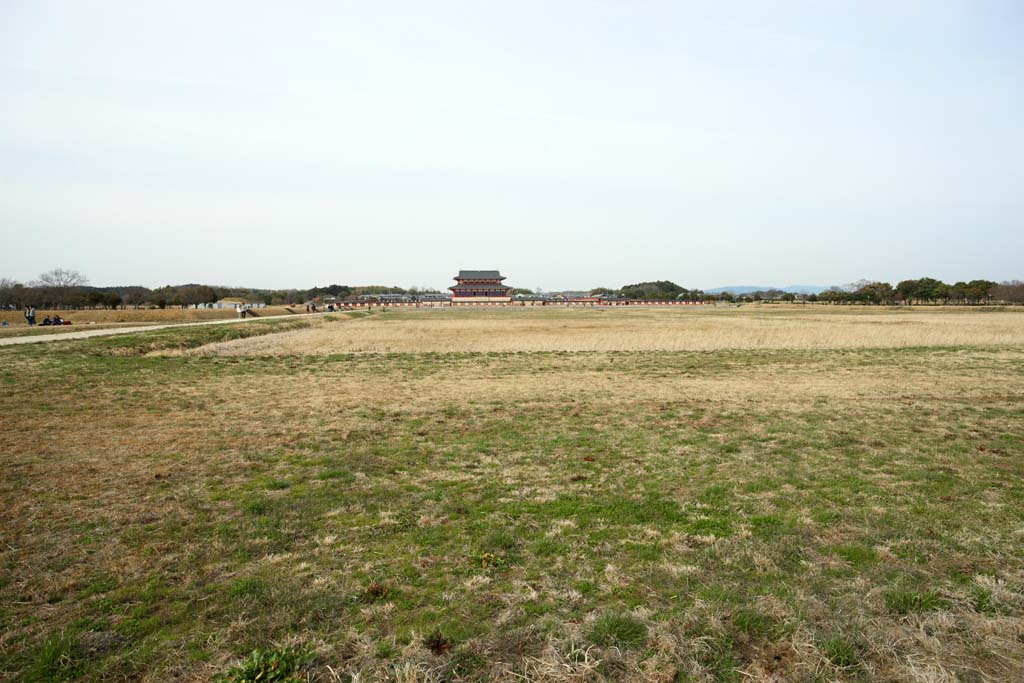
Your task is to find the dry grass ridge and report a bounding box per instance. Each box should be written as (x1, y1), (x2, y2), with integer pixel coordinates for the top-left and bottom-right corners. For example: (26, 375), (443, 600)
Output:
(183, 306), (1024, 355)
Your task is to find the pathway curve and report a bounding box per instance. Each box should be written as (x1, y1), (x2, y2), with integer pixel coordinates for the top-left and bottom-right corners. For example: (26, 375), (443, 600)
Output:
(0, 312), (331, 347)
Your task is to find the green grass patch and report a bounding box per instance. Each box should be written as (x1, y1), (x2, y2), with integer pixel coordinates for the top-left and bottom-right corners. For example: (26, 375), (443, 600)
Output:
(822, 635), (860, 669)
(228, 577), (268, 600)
(588, 612), (648, 649)
(316, 468), (355, 482)
(731, 610), (781, 639)
(24, 631), (83, 683)
(884, 589), (950, 615)
(831, 543), (879, 569)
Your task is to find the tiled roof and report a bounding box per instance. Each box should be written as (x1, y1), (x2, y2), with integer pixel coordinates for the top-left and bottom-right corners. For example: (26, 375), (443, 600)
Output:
(455, 270), (504, 280)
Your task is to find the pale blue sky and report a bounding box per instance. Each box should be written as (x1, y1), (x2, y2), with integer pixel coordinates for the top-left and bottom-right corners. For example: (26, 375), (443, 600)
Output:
(1, 1), (1021, 290)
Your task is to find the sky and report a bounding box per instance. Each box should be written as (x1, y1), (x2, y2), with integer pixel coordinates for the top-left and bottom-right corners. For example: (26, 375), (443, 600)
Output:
(1, 1), (1022, 291)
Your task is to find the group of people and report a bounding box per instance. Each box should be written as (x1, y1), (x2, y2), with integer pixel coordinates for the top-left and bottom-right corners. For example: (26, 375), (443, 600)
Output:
(21, 306), (71, 326)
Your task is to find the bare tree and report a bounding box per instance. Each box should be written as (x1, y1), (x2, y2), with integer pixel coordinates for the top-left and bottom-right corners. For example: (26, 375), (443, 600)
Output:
(991, 282), (1024, 303)
(34, 268), (89, 308)
(35, 268), (89, 289)
(843, 279), (875, 293)
(122, 288), (150, 309)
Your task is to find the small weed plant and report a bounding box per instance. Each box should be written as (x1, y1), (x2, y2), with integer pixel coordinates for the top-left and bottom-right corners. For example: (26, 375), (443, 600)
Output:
(365, 580), (389, 602)
(213, 646), (313, 683)
(424, 629), (453, 655)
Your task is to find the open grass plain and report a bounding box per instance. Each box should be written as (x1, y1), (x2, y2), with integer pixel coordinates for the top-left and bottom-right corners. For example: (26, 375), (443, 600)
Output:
(1, 306), (1022, 682)
(0, 307), (302, 340)
(0, 306), (300, 326)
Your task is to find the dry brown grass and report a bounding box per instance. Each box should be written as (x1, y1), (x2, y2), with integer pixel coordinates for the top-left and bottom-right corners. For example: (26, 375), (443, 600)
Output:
(169, 348), (1021, 418)
(185, 306), (1024, 355)
(0, 305), (300, 327)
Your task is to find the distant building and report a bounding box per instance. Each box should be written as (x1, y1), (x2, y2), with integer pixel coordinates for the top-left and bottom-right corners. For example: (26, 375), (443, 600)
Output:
(355, 293), (408, 302)
(415, 292), (451, 302)
(213, 297), (265, 309)
(449, 270), (513, 303)
(566, 294), (604, 304)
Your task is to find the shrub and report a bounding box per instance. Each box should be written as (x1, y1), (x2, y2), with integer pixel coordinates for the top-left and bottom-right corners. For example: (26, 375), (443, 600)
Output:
(213, 646), (313, 683)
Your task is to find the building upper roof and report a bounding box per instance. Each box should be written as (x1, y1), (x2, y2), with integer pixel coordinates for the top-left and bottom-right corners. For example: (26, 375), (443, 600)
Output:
(455, 270), (504, 280)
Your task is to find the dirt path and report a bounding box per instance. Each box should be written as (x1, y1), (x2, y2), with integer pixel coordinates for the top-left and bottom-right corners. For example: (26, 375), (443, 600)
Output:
(0, 312), (330, 347)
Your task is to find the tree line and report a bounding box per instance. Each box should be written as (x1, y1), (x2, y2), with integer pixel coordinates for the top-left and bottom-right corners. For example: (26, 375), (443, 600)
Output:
(4, 270), (1023, 310)
(592, 278), (1024, 304)
(814, 278), (1024, 305)
(0, 273), (246, 310)
(0, 270), (437, 310)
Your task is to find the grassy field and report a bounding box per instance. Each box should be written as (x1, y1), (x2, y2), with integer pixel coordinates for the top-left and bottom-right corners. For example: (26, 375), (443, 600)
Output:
(0, 307), (310, 341)
(0, 306), (302, 329)
(0, 324), (137, 341)
(0, 307), (1021, 682)
(185, 305), (1024, 354)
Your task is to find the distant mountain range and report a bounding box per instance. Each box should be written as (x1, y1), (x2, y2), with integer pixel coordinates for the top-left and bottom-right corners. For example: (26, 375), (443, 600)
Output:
(706, 285), (828, 295)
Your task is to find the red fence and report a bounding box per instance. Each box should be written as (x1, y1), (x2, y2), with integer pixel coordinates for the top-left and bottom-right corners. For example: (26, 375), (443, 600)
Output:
(331, 300), (708, 310)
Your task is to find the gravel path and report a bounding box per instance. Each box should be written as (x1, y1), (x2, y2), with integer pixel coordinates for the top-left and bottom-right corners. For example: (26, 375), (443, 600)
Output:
(0, 312), (327, 347)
